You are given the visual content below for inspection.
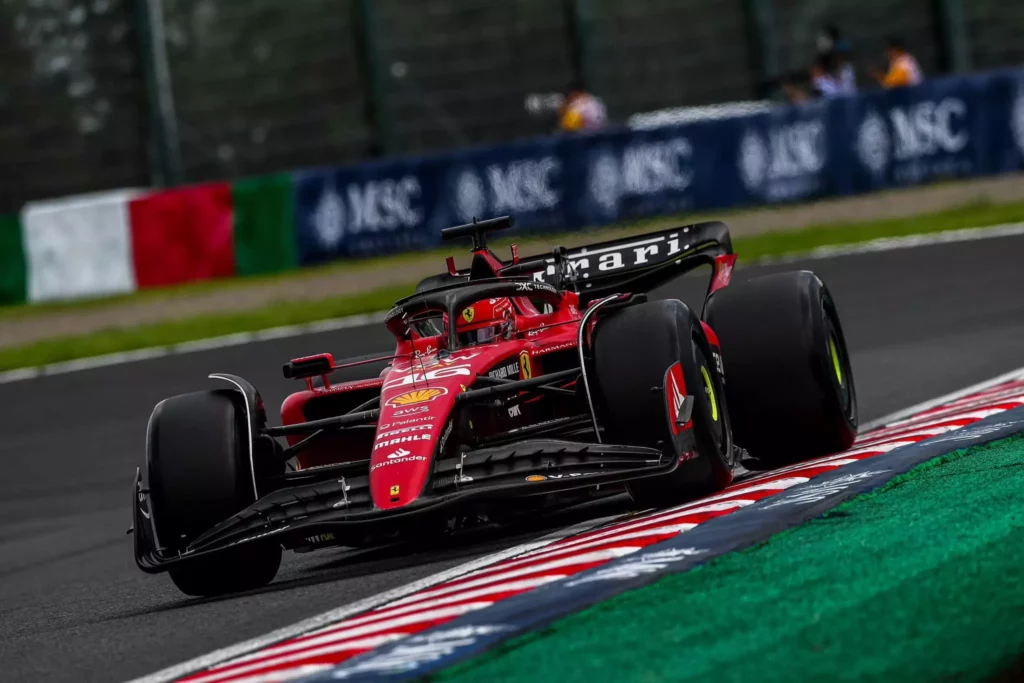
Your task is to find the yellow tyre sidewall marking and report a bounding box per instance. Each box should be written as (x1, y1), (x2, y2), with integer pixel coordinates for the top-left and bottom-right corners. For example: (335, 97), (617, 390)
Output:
(700, 365), (719, 422)
(829, 336), (843, 385)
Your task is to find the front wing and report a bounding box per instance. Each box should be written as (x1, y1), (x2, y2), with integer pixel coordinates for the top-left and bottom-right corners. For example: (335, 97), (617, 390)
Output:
(132, 438), (683, 574)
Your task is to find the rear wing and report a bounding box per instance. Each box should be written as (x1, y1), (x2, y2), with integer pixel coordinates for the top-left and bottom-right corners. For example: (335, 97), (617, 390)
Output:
(416, 220), (735, 308)
(523, 221), (733, 304)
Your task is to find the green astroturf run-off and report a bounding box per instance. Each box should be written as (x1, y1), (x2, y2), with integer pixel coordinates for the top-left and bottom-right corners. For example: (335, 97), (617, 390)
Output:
(437, 435), (1024, 683)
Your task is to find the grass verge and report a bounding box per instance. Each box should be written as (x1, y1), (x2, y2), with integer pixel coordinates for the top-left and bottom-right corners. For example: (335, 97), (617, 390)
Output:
(1, 199), (1023, 371)
(436, 434), (1024, 683)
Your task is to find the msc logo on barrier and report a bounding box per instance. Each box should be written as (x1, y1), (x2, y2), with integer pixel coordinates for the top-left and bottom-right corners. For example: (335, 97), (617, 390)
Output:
(311, 177), (423, 248)
(738, 120), (826, 201)
(454, 158), (561, 222)
(1012, 87), (1024, 155)
(587, 137), (693, 216)
(857, 98), (970, 177)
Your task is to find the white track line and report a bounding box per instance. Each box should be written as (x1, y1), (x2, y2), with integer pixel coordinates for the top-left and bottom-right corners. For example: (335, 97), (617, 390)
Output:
(124, 515), (615, 683)
(3, 222), (1022, 386)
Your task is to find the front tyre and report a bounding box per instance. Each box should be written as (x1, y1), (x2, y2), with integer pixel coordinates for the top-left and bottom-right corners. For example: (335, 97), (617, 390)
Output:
(704, 270), (857, 465)
(147, 389), (282, 596)
(592, 299), (733, 508)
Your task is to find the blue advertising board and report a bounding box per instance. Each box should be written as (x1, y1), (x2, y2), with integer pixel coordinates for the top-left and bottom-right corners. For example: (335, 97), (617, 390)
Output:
(291, 68), (1024, 265)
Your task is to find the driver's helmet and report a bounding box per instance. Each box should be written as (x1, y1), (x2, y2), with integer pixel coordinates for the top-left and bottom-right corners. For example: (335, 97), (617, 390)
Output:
(456, 298), (515, 346)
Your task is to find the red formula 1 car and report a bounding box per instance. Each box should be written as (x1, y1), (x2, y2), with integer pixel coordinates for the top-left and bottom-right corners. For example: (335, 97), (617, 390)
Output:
(132, 216), (857, 596)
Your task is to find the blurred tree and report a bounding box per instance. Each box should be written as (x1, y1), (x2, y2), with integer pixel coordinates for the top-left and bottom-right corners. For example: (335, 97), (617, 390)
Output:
(160, 0), (373, 182)
(0, 0), (148, 212)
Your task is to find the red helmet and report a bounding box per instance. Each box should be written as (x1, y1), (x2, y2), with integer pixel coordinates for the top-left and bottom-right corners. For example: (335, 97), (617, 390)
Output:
(456, 298), (515, 346)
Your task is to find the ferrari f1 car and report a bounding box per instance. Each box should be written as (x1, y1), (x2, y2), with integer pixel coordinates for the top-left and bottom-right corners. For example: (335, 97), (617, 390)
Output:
(131, 216), (857, 596)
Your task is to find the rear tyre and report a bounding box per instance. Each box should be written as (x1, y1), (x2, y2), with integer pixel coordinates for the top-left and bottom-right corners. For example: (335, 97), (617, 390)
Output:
(147, 390), (282, 596)
(704, 270), (857, 466)
(593, 299), (733, 508)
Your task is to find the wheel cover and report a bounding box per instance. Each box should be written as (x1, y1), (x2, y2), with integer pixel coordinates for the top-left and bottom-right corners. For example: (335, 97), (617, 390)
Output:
(700, 365), (719, 422)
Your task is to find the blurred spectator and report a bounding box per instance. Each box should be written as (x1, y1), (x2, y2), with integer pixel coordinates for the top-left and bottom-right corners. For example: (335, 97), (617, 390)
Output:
(780, 70), (811, 104)
(872, 36), (923, 88)
(815, 25), (857, 95)
(558, 80), (608, 132)
(810, 55), (842, 98)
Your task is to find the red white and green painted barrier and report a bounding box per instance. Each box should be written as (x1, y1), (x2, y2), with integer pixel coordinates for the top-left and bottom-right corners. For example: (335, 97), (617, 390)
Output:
(0, 174), (295, 305)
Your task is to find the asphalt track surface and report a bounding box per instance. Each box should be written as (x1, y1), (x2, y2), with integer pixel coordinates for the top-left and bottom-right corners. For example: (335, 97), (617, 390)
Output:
(2, 234), (1024, 682)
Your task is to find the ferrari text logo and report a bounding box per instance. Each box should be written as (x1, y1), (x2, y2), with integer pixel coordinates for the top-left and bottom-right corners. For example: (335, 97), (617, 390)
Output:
(462, 307), (475, 323)
(519, 351), (532, 380)
(386, 387), (448, 407)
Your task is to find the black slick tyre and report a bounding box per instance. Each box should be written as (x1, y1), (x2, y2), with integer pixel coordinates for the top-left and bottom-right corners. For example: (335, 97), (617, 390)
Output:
(592, 299), (733, 508)
(147, 389), (281, 596)
(704, 270), (857, 466)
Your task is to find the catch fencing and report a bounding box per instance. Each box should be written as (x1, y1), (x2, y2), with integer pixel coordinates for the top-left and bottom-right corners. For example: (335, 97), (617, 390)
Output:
(1, 68), (1024, 305)
(1, 0), (1022, 211)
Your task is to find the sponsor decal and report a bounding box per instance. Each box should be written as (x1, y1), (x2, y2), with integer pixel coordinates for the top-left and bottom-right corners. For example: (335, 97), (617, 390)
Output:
(374, 434), (433, 451)
(387, 448), (412, 459)
(712, 350), (725, 384)
(390, 405), (430, 417)
(519, 351), (532, 380)
(378, 415), (434, 429)
(515, 280), (556, 293)
(377, 424), (433, 438)
(487, 358), (520, 380)
(531, 232), (698, 284)
(525, 472), (587, 482)
(391, 352), (482, 372)
(535, 341), (577, 354)
(331, 625), (514, 678)
(439, 419), (454, 454)
(856, 99), (971, 182)
(462, 307), (475, 324)
(389, 485), (400, 498)
(922, 422), (1012, 445)
(452, 158), (560, 223)
(303, 532), (336, 545)
(565, 547), (705, 587)
(384, 306), (405, 323)
(738, 120), (826, 201)
(761, 470), (889, 508)
(384, 365), (474, 390)
(856, 109), (890, 175)
(311, 176), (423, 249)
(508, 404), (522, 418)
(371, 453), (428, 472)
(387, 388), (448, 407)
(1012, 87), (1024, 155)
(586, 138), (694, 218)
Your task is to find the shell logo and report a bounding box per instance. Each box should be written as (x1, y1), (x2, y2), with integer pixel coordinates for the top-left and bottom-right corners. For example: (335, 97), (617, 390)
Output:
(386, 387), (448, 407)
